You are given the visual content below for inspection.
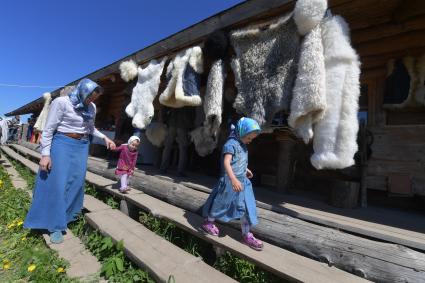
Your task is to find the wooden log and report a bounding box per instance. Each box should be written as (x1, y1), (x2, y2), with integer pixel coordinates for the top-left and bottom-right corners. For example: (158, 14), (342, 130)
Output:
(86, 158), (425, 283)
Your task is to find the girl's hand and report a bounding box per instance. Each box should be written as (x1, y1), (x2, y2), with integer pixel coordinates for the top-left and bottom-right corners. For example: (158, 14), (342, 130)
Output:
(231, 178), (243, 192)
(246, 169), (253, 179)
(104, 137), (116, 150)
(39, 156), (52, 172)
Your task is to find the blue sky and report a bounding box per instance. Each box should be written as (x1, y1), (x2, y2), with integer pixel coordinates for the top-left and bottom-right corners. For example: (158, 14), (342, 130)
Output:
(0, 0), (243, 121)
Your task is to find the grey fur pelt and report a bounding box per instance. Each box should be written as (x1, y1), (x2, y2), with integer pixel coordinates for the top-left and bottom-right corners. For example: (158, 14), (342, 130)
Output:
(190, 59), (226, 156)
(310, 14), (361, 170)
(230, 13), (300, 127)
(146, 122), (168, 147)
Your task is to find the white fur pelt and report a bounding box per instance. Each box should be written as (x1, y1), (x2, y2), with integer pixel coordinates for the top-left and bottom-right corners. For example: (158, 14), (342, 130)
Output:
(310, 15), (361, 170)
(190, 59), (226, 156)
(230, 13), (300, 127)
(159, 46), (203, 108)
(146, 122), (168, 147)
(34, 92), (52, 132)
(294, 0), (328, 36)
(0, 119), (8, 145)
(289, 24), (326, 143)
(125, 58), (167, 129)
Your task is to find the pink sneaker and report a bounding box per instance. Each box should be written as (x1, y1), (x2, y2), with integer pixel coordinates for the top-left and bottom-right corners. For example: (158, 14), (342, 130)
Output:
(242, 232), (263, 251)
(202, 220), (219, 236)
(119, 187), (130, 194)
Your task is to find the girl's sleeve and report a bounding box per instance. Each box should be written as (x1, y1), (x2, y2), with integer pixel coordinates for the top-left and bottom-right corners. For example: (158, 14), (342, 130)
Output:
(222, 142), (235, 156)
(40, 98), (65, 156)
(112, 144), (125, 152)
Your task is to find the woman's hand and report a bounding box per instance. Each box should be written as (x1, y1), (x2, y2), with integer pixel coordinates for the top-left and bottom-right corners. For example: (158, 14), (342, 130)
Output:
(246, 168), (253, 179)
(104, 137), (116, 150)
(231, 177), (243, 192)
(39, 156), (52, 172)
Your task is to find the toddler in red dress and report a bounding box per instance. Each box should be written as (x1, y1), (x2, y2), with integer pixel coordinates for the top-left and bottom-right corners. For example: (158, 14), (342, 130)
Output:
(113, 136), (140, 193)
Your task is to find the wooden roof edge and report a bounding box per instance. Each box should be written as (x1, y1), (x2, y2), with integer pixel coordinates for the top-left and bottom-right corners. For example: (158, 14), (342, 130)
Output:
(5, 0), (293, 116)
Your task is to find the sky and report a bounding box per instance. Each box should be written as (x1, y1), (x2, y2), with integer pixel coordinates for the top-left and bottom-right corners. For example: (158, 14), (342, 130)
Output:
(0, 0), (243, 121)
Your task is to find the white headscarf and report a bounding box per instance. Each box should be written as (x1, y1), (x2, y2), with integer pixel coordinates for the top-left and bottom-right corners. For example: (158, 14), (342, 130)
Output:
(128, 135), (140, 145)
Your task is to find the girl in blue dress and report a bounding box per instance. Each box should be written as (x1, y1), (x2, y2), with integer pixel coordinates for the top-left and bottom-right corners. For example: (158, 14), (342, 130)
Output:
(202, 117), (263, 251)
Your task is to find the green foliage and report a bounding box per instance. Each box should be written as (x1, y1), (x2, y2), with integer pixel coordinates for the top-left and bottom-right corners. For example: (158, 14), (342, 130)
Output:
(70, 218), (154, 283)
(0, 164), (77, 282)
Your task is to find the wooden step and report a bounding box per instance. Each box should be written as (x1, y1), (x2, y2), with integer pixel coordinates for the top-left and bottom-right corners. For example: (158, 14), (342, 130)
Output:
(0, 153), (103, 281)
(86, 209), (236, 283)
(16, 142), (425, 252)
(124, 192), (369, 283)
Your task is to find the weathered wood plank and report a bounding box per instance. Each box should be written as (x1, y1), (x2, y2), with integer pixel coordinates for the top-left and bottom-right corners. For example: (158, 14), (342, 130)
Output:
(125, 193), (369, 283)
(85, 158), (425, 283)
(86, 209), (236, 283)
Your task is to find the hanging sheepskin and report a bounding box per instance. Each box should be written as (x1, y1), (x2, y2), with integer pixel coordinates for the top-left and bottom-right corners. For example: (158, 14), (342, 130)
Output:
(310, 14), (361, 170)
(120, 58), (167, 129)
(34, 92), (52, 132)
(159, 46), (203, 108)
(190, 59), (226, 156)
(289, 0), (327, 144)
(145, 121), (168, 147)
(190, 30), (229, 156)
(230, 13), (300, 128)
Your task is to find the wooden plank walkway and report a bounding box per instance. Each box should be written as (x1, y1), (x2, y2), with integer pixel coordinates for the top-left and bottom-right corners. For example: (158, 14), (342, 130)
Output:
(0, 153), (103, 282)
(5, 144), (372, 282)
(124, 193), (369, 283)
(12, 142), (425, 251)
(86, 209), (236, 283)
(12, 143), (425, 251)
(1, 145), (236, 283)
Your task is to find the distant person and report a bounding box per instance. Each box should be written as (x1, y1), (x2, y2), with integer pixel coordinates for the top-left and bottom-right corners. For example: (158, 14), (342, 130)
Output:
(201, 117), (263, 251)
(24, 78), (116, 244)
(112, 136), (140, 193)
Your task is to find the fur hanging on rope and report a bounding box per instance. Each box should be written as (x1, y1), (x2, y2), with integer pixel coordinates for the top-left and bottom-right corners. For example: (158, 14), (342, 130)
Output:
(146, 121), (168, 147)
(34, 92), (52, 132)
(310, 14), (361, 170)
(159, 46), (204, 108)
(289, 23), (326, 143)
(289, 0), (327, 143)
(230, 13), (300, 128)
(190, 59), (226, 156)
(124, 58), (167, 129)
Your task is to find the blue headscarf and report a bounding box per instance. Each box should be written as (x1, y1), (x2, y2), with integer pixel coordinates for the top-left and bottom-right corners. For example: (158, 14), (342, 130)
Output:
(229, 117), (261, 140)
(68, 78), (101, 121)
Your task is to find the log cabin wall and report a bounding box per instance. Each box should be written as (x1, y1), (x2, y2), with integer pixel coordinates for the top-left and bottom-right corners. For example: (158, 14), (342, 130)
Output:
(346, 0), (425, 195)
(88, 0), (425, 197)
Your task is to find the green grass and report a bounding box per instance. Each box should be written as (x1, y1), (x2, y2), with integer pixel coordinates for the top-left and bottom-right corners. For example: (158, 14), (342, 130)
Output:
(0, 163), (78, 282)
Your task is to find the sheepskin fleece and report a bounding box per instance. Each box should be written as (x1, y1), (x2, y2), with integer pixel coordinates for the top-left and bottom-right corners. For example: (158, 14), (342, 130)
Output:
(190, 59), (226, 156)
(34, 92), (52, 132)
(294, 0), (328, 36)
(289, 24), (326, 143)
(416, 54), (425, 106)
(230, 13), (300, 127)
(159, 46), (203, 108)
(310, 15), (361, 170)
(125, 58), (167, 129)
(119, 60), (138, 82)
(146, 122), (168, 147)
(383, 57), (421, 109)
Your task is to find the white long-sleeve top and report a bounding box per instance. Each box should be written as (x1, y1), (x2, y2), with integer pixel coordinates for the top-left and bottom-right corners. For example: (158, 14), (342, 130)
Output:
(40, 96), (106, 156)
